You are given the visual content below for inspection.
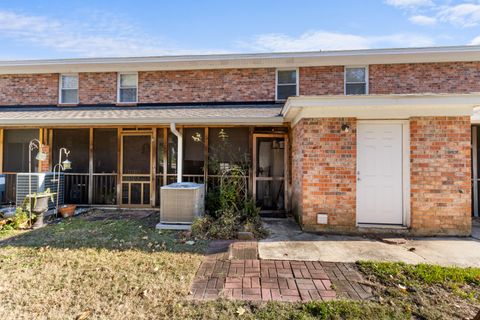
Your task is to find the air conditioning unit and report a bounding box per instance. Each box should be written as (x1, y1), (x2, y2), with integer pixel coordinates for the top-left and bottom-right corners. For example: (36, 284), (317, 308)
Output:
(16, 172), (64, 210)
(0, 174), (5, 204)
(159, 182), (205, 226)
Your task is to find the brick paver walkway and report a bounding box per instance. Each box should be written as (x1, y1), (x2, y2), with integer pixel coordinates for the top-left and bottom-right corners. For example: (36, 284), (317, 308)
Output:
(190, 241), (373, 302)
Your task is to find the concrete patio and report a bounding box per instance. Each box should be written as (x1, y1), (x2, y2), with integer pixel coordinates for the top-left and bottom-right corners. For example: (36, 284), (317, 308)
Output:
(259, 218), (480, 268)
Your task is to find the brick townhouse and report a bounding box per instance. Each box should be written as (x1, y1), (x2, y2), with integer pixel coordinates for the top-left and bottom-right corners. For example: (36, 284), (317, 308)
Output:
(0, 45), (479, 236)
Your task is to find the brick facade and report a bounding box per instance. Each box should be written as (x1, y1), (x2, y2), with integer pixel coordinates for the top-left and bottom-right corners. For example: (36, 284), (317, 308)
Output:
(299, 66), (344, 96)
(138, 68), (275, 103)
(369, 62), (480, 94)
(291, 116), (472, 236)
(410, 116), (472, 236)
(292, 118), (357, 232)
(0, 73), (58, 105)
(79, 72), (117, 105)
(0, 62), (479, 106)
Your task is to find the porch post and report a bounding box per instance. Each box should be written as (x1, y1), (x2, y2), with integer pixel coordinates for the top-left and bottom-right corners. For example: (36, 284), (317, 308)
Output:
(88, 128), (93, 205)
(170, 123), (183, 183)
(473, 126), (478, 217)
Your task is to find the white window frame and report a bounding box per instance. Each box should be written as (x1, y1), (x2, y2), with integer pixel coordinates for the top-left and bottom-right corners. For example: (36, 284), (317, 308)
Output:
(59, 73), (79, 105)
(275, 68), (299, 101)
(117, 72), (138, 104)
(344, 66), (369, 95)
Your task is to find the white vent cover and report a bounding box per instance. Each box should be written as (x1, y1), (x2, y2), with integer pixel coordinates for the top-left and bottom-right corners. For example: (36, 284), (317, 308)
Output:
(160, 182), (204, 224)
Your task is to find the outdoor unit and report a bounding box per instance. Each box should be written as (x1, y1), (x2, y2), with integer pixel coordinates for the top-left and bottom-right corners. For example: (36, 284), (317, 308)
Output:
(160, 182), (205, 225)
(16, 173), (64, 210)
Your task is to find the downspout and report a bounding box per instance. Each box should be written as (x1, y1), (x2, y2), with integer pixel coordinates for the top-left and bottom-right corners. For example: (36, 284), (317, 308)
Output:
(170, 123), (182, 183)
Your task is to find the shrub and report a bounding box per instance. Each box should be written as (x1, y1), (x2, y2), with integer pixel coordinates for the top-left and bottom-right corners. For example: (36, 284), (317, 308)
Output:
(0, 207), (33, 231)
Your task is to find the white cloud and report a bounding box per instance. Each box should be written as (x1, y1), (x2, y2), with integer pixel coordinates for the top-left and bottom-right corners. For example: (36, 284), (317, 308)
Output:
(437, 3), (480, 27)
(237, 31), (435, 52)
(385, 0), (433, 9)
(0, 10), (228, 58)
(470, 35), (480, 45)
(409, 14), (437, 25)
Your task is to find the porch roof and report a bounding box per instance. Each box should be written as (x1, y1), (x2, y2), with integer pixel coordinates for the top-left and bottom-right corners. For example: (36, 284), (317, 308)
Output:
(0, 103), (284, 126)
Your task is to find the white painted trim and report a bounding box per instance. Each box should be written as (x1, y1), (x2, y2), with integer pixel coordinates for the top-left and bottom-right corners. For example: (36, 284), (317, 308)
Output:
(344, 65), (369, 95)
(356, 120), (410, 227)
(117, 72), (138, 104)
(275, 68), (299, 101)
(473, 126), (479, 217)
(283, 94), (480, 125)
(58, 73), (79, 105)
(1, 45), (479, 74)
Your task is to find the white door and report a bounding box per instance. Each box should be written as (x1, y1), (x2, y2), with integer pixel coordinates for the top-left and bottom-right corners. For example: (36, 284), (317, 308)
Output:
(357, 123), (404, 225)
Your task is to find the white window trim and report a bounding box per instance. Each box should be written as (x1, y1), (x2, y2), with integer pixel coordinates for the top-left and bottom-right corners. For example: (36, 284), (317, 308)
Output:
(344, 65), (369, 95)
(275, 68), (299, 101)
(117, 72), (138, 104)
(59, 73), (79, 105)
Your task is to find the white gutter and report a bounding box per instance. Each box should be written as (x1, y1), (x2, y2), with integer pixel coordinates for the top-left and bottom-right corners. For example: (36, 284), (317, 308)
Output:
(170, 123), (183, 183)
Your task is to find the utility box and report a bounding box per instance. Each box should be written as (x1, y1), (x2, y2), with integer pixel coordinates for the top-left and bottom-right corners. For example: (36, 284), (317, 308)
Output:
(159, 182), (205, 226)
(16, 172), (64, 210)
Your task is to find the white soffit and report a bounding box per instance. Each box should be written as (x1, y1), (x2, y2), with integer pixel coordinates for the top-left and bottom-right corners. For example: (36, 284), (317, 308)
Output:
(283, 94), (480, 125)
(0, 45), (479, 74)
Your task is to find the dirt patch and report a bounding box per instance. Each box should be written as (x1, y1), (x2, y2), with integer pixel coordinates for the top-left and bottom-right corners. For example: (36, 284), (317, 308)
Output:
(78, 208), (157, 222)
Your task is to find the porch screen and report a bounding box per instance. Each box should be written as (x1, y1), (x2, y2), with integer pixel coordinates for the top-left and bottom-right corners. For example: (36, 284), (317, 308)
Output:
(53, 129), (89, 204)
(93, 129), (118, 205)
(93, 129), (117, 173)
(53, 129), (89, 173)
(208, 127), (249, 174)
(3, 129), (39, 172)
(183, 128), (204, 175)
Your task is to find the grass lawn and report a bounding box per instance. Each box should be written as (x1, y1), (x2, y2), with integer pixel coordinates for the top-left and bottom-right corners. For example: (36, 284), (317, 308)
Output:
(0, 211), (479, 319)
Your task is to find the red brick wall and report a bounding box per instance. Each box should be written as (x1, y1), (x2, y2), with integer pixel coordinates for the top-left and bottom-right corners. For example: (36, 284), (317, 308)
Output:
(0, 61), (479, 106)
(369, 62), (480, 94)
(79, 72), (117, 105)
(299, 66), (344, 95)
(138, 68), (276, 103)
(0, 73), (58, 105)
(291, 118), (357, 232)
(410, 116), (471, 236)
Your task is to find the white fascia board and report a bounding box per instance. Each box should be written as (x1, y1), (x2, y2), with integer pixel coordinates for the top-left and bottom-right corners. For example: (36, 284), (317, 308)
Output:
(0, 116), (284, 126)
(284, 94), (480, 126)
(0, 45), (480, 74)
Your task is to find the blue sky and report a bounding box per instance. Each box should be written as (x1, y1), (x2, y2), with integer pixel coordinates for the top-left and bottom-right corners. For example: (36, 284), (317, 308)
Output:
(0, 0), (479, 59)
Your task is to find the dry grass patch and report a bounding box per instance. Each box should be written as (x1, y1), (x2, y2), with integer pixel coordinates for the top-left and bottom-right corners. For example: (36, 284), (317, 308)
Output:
(0, 211), (207, 319)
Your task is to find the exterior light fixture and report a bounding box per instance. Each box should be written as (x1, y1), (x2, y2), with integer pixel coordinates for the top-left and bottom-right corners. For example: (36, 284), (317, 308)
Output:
(341, 123), (350, 133)
(53, 148), (72, 217)
(27, 138), (47, 227)
(62, 159), (72, 170)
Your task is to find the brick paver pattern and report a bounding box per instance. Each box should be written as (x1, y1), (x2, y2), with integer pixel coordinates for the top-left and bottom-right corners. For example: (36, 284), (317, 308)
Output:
(190, 241), (373, 302)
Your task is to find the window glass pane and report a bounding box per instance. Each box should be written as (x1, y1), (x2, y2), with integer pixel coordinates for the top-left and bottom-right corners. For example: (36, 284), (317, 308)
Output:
(53, 129), (89, 173)
(184, 128), (204, 175)
(120, 74), (137, 87)
(93, 129), (117, 173)
(209, 127), (249, 174)
(277, 85), (297, 100)
(346, 68), (366, 83)
(61, 75), (78, 89)
(346, 83), (366, 95)
(3, 129), (39, 172)
(120, 88), (137, 103)
(277, 70), (296, 84)
(61, 89), (78, 104)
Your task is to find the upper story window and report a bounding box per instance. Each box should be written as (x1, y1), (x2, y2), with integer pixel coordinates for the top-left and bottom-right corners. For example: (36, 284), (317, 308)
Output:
(59, 74), (78, 104)
(345, 66), (368, 95)
(276, 69), (298, 101)
(118, 73), (138, 103)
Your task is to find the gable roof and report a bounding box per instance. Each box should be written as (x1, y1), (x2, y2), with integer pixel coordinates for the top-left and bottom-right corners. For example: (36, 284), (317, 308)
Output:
(0, 45), (479, 74)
